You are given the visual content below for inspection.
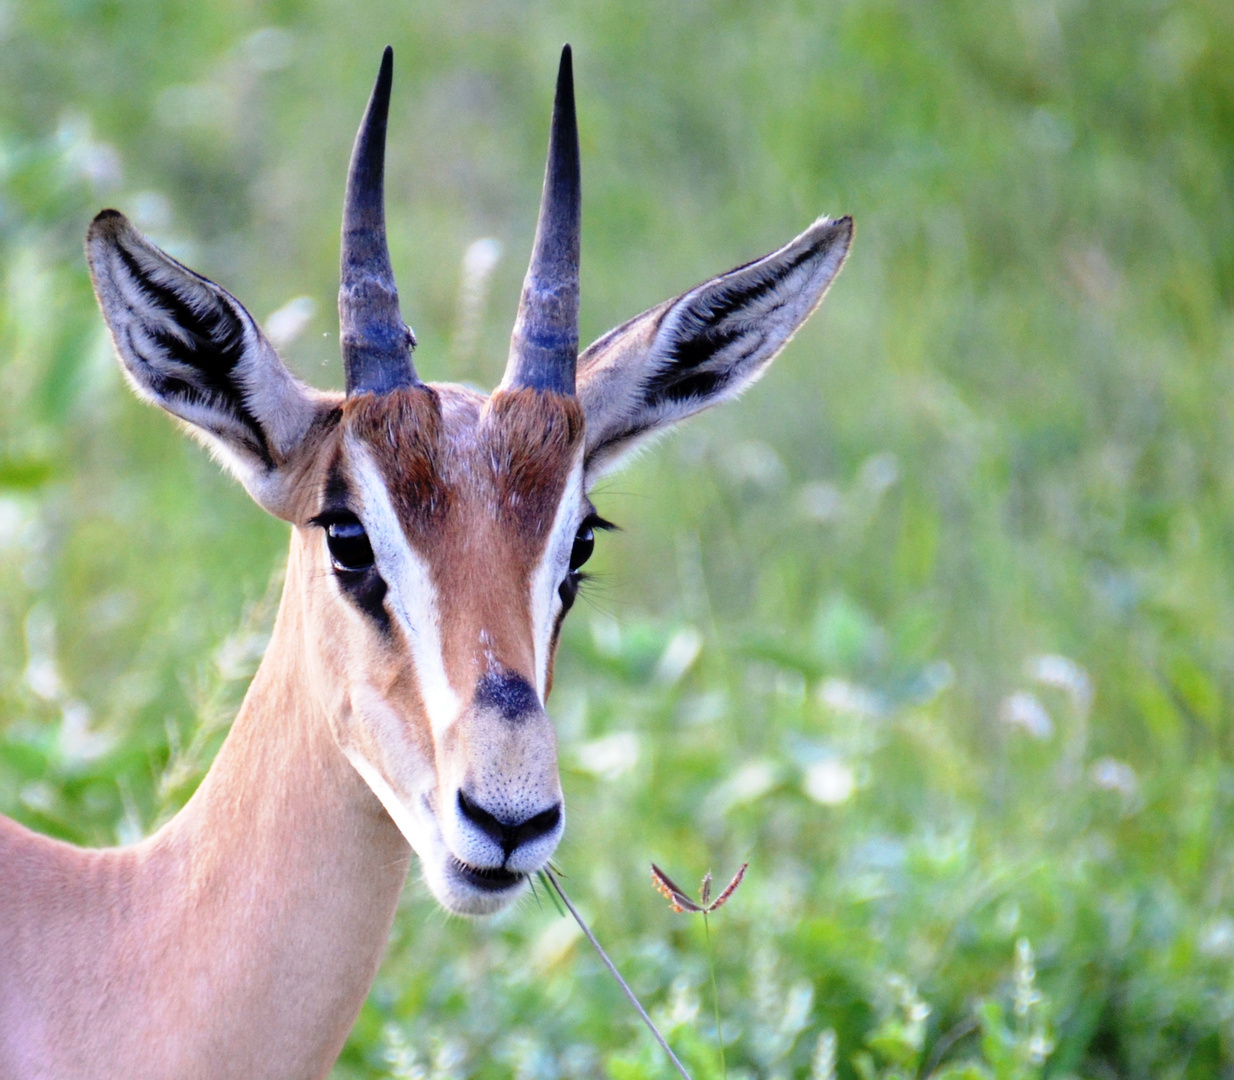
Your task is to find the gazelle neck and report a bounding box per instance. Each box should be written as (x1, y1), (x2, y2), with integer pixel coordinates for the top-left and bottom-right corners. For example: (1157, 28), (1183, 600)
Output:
(0, 535), (411, 1080)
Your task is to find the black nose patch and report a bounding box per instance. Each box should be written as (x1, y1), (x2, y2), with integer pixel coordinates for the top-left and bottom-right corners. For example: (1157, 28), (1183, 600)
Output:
(472, 669), (540, 722)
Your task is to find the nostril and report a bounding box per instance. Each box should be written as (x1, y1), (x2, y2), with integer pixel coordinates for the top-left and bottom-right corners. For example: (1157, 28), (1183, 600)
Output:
(514, 803), (561, 848)
(456, 790), (562, 859)
(456, 789), (507, 847)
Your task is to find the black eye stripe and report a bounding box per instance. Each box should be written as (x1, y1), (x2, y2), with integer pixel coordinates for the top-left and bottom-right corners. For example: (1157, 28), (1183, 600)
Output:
(344, 572), (391, 633)
(558, 572), (583, 615)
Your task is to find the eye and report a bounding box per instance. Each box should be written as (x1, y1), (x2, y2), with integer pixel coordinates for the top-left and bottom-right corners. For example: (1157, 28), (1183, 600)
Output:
(558, 515), (613, 614)
(325, 515), (375, 573)
(569, 524), (595, 571)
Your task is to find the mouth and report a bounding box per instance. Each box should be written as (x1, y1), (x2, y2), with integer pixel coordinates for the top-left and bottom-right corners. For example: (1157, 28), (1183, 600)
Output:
(449, 856), (525, 894)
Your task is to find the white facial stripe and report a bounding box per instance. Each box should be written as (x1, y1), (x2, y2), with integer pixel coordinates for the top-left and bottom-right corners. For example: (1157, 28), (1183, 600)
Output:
(347, 440), (461, 737)
(529, 452), (586, 697)
(342, 683), (439, 852)
(343, 748), (432, 854)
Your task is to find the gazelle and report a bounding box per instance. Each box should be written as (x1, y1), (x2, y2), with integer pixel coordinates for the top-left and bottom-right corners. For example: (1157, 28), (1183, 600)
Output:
(0, 45), (850, 1080)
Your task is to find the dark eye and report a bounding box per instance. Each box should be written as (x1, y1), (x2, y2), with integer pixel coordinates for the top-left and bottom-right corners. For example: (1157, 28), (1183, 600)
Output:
(326, 516), (374, 573)
(569, 525), (595, 571)
(559, 513), (613, 614)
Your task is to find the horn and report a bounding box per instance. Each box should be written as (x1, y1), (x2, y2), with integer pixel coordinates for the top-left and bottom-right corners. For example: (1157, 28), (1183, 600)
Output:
(502, 44), (580, 395)
(339, 46), (418, 396)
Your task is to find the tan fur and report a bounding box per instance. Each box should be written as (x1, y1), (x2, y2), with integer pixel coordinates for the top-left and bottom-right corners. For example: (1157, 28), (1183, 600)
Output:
(0, 537), (409, 1080)
(0, 385), (587, 1077)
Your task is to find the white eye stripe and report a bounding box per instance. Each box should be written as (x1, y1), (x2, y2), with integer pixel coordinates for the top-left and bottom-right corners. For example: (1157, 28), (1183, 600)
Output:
(529, 452), (586, 698)
(346, 440), (461, 737)
(343, 437), (583, 714)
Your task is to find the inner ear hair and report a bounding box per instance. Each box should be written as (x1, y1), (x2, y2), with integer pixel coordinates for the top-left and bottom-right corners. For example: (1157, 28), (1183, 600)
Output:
(87, 210), (322, 506)
(577, 215), (853, 480)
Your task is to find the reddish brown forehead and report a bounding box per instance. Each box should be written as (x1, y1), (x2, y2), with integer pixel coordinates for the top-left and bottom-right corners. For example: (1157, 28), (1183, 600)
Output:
(337, 385), (585, 685)
(339, 384), (584, 538)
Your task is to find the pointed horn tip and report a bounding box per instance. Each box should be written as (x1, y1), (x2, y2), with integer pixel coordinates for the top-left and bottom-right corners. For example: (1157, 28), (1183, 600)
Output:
(374, 45), (393, 96)
(557, 44), (573, 86)
(339, 42), (418, 395)
(552, 46), (577, 138)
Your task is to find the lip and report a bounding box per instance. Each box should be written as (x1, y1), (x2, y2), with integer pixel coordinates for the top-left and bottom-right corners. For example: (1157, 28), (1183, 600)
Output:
(449, 856), (524, 894)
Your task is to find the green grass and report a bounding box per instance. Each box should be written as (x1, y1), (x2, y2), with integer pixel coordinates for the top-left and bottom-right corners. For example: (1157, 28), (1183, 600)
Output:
(2, 1), (1233, 1076)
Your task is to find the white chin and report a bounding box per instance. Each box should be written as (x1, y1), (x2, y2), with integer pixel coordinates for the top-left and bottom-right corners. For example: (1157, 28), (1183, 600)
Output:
(343, 754), (535, 916)
(423, 854), (529, 916)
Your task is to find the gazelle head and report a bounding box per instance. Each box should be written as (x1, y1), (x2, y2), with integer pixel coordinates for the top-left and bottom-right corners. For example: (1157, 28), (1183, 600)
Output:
(85, 46), (851, 915)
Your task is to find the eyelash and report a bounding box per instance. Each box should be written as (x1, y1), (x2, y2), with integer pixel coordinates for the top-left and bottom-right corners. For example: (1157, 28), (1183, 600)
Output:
(559, 513), (614, 613)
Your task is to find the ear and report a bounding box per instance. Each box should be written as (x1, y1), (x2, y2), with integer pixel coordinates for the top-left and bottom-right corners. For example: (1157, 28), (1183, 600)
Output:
(86, 210), (328, 519)
(577, 215), (852, 482)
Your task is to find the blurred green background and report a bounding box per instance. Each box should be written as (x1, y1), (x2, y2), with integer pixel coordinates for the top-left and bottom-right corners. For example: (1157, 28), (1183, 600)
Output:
(2, 1), (1233, 1077)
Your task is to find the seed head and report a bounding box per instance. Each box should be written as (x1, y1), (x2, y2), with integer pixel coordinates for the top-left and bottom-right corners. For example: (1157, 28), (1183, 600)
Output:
(651, 862), (748, 914)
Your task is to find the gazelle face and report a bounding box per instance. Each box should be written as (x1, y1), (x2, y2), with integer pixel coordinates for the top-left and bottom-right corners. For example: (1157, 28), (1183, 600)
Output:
(86, 45), (852, 915)
(299, 385), (588, 913)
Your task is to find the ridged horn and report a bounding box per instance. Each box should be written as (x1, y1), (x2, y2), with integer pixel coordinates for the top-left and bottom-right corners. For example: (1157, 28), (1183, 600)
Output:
(502, 45), (580, 395)
(339, 46), (418, 396)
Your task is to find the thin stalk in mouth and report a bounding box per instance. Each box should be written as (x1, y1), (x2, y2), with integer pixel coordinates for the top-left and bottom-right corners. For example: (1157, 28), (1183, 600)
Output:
(703, 911), (726, 1080)
(540, 868), (694, 1080)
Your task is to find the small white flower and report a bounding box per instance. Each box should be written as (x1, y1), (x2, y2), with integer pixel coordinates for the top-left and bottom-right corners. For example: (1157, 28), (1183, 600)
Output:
(810, 1029), (838, 1080)
(1198, 917), (1234, 958)
(531, 916), (582, 972)
(1090, 757), (1137, 799)
(859, 451), (900, 494)
(799, 482), (843, 523)
(1026, 1031), (1055, 1065)
(817, 677), (882, 718)
(1014, 938), (1041, 1018)
(804, 760), (856, 806)
(655, 626), (703, 684)
(264, 296), (316, 349)
(717, 440), (787, 491)
(1029, 653), (1093, 715)
(999, 691), (1053, 739)
(705, 759), (780, 816)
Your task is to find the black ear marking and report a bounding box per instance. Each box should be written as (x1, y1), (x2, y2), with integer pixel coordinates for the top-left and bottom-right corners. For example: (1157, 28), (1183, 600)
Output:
(643, 218), (850, 407)
(87, 209), (324, 522)
(88, 210), (277, 469)
(576, 215), (853, 480)
(650, 240), (825, 399)
(108, 241), (272, 466)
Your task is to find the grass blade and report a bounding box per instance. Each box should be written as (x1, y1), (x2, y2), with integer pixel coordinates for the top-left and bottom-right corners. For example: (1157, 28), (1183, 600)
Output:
(537, 869), (567, 918)
(542, 867), (694, 1080)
